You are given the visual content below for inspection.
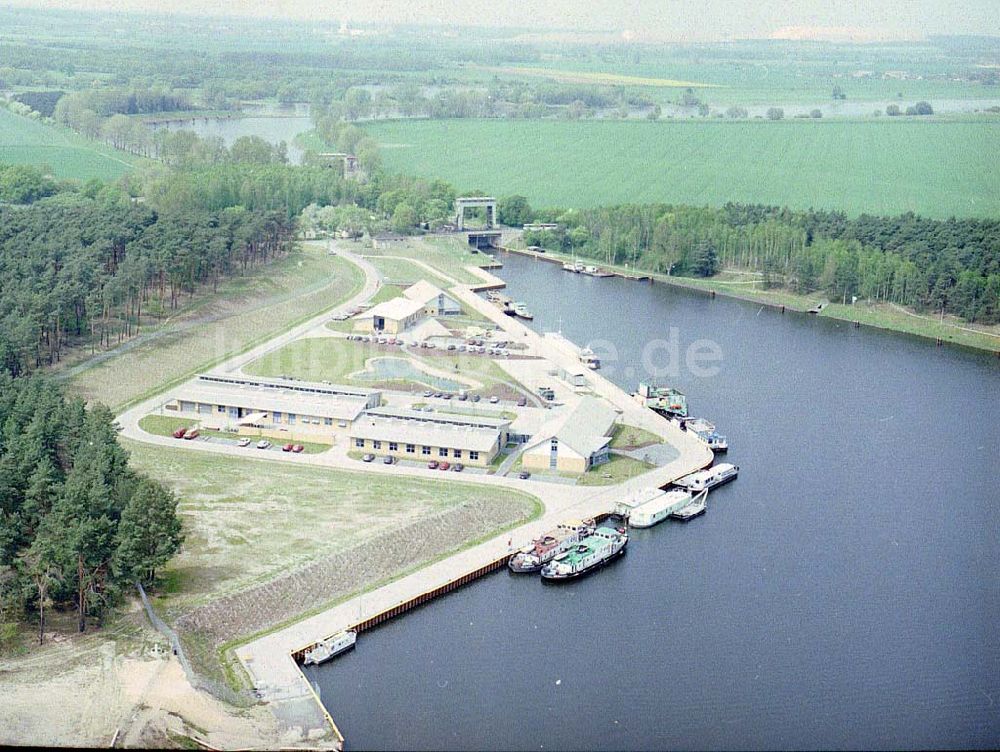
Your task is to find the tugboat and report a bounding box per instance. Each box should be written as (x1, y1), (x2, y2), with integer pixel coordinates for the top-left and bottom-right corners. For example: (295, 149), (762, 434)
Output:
(632, 382), (688, 418)
(508, 520), (594, 573)
(540, 526), (628, 582)
(303, 630), (357, 666)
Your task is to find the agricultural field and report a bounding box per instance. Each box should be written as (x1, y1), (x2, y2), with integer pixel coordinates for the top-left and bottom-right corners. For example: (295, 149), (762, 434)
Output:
(0, 107), (138, 181)
(366, 117), (1000, 218)
(63, 242), (364, 410)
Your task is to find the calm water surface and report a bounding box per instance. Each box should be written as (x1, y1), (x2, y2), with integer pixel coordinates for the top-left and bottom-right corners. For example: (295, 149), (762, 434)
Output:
(309, 252), (1000, 750)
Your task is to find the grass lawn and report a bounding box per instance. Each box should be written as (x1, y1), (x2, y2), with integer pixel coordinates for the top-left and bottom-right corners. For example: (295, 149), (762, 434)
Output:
(0, 107), (139, 181)
(245, 337), (521, 393)
(367, 235), (494, 286)
(64, 242), (365, 409)
(124, 438), (541, 617)
(577, 455), (657, 486)
(609, 423), (662, 449)
(365, 117), (1000, 218)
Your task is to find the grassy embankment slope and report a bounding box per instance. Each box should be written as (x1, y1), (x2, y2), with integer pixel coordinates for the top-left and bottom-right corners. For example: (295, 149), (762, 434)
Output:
(366, 117), (1000, 218)
(0, 107), (138, 181)
(63, 241), (364, 410)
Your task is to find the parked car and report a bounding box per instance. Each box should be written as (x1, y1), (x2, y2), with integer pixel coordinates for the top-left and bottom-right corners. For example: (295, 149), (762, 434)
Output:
(423, 390), (433, 397)
(383, 455), (395, 465)
(292, 444), (304, 453)
(433, 391), (443, 398)
(457, 393), (468, 401)
(452, 463), (464, 472)
(518, 470), (531, 480)
(446, 344), (456, 351)
(282, 443), (294, 452)
(457, 345), (467, 352)
(427, 460), (439, 469)
(256, 440), (271, 449)
(489, 395), (500, 404)
(362, 453), (375, 462)
(183, 428), (199, 440)
(438, 461), (450, 471)
(172, 427), (187, 439)
(442, 393), (452, 400)
(471, 394), (481, 403)
(237, 437), (251, 447)
(516, 396), (527, 407)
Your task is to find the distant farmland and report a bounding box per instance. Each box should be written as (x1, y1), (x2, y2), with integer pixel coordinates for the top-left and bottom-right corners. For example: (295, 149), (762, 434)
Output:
(0, 108), (137, 181)
(365, 118), (1000, 218)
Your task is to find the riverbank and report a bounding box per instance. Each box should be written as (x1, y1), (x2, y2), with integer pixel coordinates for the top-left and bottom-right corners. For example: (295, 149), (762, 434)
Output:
(501, 245), (1000, 354)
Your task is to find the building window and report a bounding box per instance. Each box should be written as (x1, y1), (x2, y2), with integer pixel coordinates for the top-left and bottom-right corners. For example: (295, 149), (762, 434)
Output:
(355, 438), (365, 448)
(453, 449), (462, 458)
(470, 451), (479, 461)
(217, 405), (226, 413)
(288, 413), (296, 425)
(273, 411), (282, 422)
(389, 442), (398, 451)
(324, 417), (333, 426)
(422, 446), (431, 455)
(373, 440), (381, 449)
(438, 447), (448, 457)
(406, 444), (415, 453)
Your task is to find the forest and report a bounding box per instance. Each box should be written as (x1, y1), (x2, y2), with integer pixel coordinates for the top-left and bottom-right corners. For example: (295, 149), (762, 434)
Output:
(524, 204), (1000, 322)
(0, 375), (183, 644)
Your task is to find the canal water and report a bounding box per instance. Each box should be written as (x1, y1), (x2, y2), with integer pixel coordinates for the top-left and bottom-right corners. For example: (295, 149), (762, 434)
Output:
(308, 252), (1000, 750)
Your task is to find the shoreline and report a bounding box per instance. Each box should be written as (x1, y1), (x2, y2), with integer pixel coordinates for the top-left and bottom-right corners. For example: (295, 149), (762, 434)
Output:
(499, 245), (1000, 355)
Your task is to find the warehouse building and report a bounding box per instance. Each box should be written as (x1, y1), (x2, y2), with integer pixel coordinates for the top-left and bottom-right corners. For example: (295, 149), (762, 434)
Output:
(521, 396), (620, 473)
(164, 375), (379, 441)
(350, 407), (510, 466)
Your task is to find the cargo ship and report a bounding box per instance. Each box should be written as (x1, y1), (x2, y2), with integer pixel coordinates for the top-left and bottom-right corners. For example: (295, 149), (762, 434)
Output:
(540, 526), (628, 581)
(303, 630), (356, 666)
(508, 519), (595, 573)
(632, 382), (688, 418)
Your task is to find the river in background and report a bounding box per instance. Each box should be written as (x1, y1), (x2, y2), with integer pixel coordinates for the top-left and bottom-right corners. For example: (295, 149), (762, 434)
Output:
(307, 252), (1000, 750)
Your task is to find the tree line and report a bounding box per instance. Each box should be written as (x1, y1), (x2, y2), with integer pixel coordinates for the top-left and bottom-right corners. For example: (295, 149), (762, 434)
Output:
(0, 178), (295, 377)
(0, 374), (183, 645)
(524, 203), (1000, 322)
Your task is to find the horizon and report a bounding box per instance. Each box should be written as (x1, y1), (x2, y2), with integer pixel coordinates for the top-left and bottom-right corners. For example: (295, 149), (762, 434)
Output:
(3, 0), (999, 43)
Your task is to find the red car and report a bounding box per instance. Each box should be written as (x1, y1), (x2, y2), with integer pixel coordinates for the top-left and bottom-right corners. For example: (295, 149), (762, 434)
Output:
(172, 427), (187, 439)
(282, 443), (294, 452)
(427, 460), (439, 469)
(438, 461), (450, 471)
(292, 444), (304, 453)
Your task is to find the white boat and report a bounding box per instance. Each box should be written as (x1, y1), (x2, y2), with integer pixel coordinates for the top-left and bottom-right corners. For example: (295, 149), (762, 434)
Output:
(673, 463), (739, 492)
(671, 490), (708, 521)
(613, 487), (666, 517)
(579, 347), (601, 370)
(683, 417), (728, 452)
(540, 526), (628, 581)
(629, 489), (693, 528)
(303, 630), (357, 666)
(512, 302), (533, 320)
(562, 260), (584, 273)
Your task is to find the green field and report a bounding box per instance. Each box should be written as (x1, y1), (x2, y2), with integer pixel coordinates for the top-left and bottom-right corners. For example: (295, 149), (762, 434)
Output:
(0, 107), (138, 181)
(366, 118), (1000, 218)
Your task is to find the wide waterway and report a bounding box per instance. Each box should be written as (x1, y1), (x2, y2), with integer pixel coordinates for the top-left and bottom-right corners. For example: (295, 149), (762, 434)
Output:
(308, 252), (1000, 750)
